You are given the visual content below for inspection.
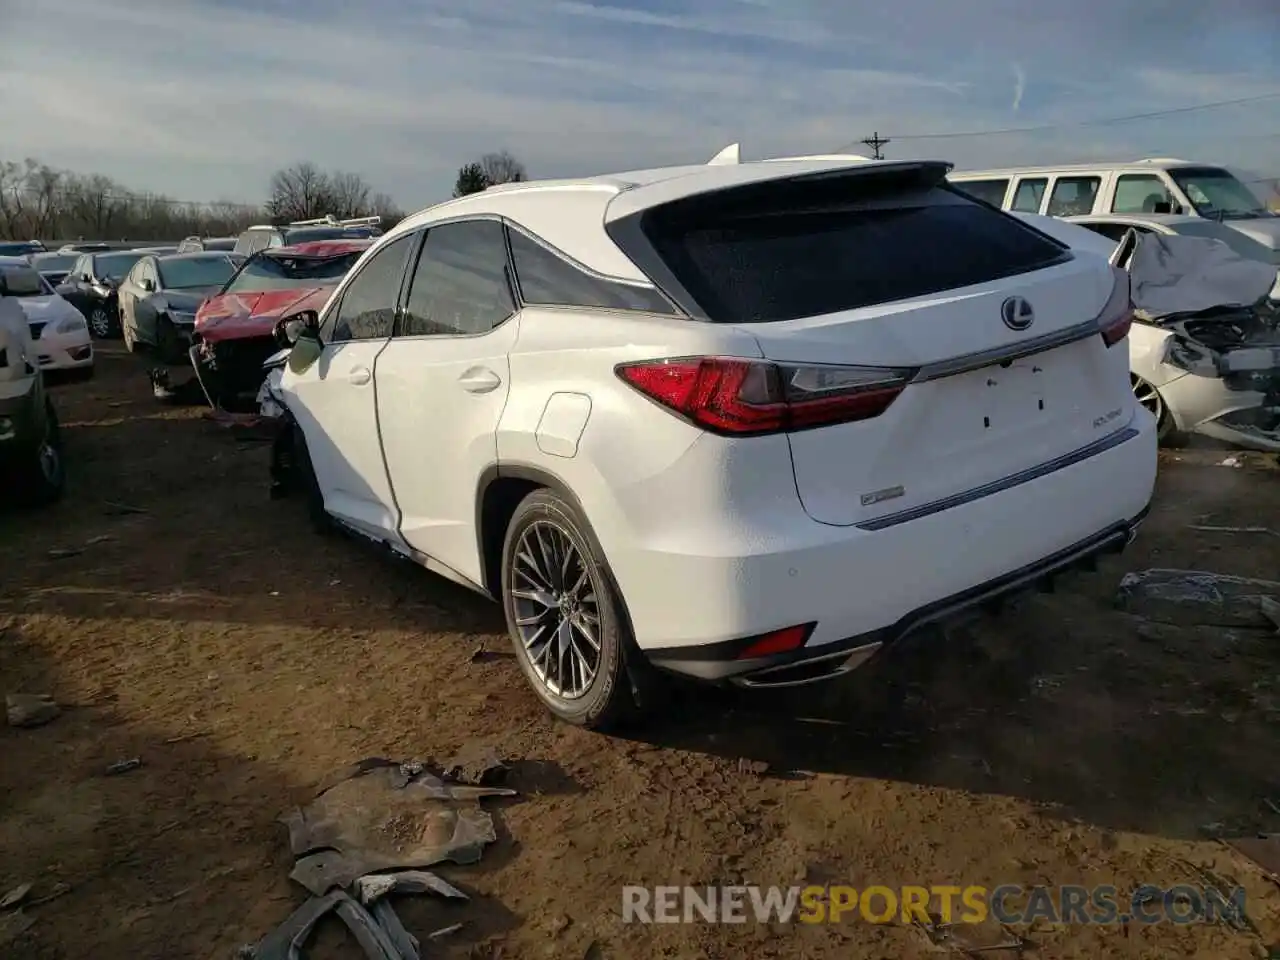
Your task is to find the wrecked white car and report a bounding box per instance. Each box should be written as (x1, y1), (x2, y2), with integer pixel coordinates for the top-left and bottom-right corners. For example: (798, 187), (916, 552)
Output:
(1018, 214), (1280, 451)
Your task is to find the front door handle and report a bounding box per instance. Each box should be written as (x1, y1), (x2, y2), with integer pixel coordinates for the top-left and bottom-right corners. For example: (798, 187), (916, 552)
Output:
(348, 366), (371, 386)
(458, 367), (502, 394)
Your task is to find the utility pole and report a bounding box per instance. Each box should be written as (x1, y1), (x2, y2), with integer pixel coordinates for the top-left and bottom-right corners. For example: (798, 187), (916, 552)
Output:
(860, 132), (890, 160)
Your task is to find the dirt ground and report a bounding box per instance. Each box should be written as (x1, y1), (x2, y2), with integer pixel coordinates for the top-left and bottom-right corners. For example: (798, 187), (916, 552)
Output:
(2, 343), (1279, 960)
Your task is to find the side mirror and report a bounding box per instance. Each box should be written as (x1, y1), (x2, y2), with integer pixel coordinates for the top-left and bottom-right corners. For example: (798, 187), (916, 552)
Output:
(139, 278), (155, 292)
(275, 309), (320, 348)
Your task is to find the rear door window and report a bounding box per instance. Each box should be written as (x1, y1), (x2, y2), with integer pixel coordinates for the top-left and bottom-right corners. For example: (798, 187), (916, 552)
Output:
(642, 183), (1070, 324)
(1011, 178), (1047, 213)
(400, 220), (515, 336)
(1046, 176), (1102, 217)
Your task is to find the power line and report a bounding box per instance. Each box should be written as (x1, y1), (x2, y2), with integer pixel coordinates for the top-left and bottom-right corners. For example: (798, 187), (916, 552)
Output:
(836, 90), (1280, 150)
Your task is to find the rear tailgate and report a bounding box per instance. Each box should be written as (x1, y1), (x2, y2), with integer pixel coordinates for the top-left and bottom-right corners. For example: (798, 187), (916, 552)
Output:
(607, 161), (1136, 528)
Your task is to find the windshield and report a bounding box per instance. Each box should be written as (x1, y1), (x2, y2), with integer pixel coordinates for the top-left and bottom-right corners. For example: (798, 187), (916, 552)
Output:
(94, 252), (144, 281)
(159, 255), (240, 290)
(0, 264), (52, 297)
(284, 226), (380, 243)
(31, 253), (78, 272)
(1168, 167), (1273, 220)
(222, 251), (363, 294)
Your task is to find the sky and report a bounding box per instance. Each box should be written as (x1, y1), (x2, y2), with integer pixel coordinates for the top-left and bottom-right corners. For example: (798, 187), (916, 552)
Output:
(1, 0), (1278, 211)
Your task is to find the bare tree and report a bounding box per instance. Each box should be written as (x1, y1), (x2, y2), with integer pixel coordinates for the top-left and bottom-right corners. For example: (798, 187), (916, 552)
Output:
(478, 151), (528, 186)
(370, 192), (407, 229)
(329, 171), (372, 218)
(266, 162), (337, 222)
(0, 154), (398, 243)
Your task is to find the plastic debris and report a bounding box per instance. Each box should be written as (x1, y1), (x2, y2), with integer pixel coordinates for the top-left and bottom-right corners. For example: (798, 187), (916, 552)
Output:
(250, 754), (514, 958)
(106, 758), (142, 776)
(0, 884), (31, 910)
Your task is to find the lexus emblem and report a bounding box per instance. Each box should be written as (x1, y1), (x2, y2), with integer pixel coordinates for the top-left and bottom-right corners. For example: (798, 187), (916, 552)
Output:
(1001, 296), (1035, 331)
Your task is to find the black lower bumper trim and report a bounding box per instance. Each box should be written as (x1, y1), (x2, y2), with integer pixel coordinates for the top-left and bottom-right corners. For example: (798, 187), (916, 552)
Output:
(644, 504), (1151, 684)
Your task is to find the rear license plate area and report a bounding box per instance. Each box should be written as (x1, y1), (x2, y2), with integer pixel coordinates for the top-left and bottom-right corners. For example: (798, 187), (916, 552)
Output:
(973, 359), (1048, 431)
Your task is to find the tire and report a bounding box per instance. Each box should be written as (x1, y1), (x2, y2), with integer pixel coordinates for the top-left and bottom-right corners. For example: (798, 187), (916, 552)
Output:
(1131, 374), (1183, 445)
(88, 305), (115, 340)
(156, 317), (185, 365)
(121, 315), (139, 353)
(292, 424), (332, 533)
(500, 489), (637, 729)
(16, 398), (66, 507)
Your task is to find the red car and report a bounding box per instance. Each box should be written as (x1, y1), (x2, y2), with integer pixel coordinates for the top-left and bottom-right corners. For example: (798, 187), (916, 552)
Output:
(190, 239), (372, 407)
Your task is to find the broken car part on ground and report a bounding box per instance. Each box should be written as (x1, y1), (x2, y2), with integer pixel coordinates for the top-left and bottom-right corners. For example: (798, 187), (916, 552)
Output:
(242, 756), (514, 960)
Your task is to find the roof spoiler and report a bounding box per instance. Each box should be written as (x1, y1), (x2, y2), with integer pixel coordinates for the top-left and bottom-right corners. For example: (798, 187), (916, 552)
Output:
(287, 214), (383, 228)
(706, 143), (878, 165)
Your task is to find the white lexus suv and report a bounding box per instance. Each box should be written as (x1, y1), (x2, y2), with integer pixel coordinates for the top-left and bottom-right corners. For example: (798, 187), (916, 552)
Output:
(275, 156), (1158, 728)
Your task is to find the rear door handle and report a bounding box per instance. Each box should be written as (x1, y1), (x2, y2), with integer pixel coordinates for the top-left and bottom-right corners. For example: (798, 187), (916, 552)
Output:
(458, 367), (502, 394)
(348, 366), (371, 386)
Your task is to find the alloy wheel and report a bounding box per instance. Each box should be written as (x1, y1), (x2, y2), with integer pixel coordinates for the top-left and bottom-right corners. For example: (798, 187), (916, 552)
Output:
(89, 307), (111, 338)
(37, 439), (60, 483)
(1131, 375), (1163, 424)
(510, 520), (602, 700)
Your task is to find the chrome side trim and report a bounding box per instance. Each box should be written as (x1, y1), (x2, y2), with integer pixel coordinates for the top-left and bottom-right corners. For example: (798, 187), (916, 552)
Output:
(911, 316), (1101, 383)
(857, 425), (1140, 532)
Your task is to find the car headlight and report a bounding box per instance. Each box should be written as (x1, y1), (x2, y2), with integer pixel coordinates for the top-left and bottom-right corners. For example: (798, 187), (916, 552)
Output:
(55, 314), (86, 334)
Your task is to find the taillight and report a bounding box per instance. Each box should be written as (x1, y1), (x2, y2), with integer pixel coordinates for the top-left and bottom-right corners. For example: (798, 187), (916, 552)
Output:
(615, 357), (914, 436)
(1100, 266), (1134, 348)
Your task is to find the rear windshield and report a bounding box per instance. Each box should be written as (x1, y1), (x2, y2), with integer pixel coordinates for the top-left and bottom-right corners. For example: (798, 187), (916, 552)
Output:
(94, 252), (145, 280)
(222, 251), (362, 294)
(0, 264), (51, 297)
(642, 181), (1071, 324)
(31, 253), (78, 272)
(159, 255), (240, 290)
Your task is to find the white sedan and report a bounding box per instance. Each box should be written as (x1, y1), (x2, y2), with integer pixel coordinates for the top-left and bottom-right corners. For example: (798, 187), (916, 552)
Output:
(0, 257), (93, 380)
(1019, 215), (1280, 451)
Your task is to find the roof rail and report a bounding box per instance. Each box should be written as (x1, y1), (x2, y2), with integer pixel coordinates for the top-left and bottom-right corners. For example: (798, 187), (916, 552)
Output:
(287, 214), (383, 228)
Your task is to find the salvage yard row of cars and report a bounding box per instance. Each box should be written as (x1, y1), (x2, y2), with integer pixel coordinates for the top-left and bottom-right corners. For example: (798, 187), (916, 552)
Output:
(3, 153), (1279, 731)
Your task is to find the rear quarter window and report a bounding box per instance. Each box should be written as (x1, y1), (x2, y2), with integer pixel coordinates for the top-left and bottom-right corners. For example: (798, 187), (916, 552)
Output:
(641, 183), (1071, 324)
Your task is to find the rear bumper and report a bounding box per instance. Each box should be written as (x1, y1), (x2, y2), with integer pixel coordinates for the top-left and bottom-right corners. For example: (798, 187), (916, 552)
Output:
(647, 507), (1147, 686)
(628, 412), (1158, 686)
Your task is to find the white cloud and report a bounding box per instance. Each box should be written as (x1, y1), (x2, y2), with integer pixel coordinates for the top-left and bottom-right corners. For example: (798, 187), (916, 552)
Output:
(0, 0), (1275, 208)
(1011, 63), (1026, 113)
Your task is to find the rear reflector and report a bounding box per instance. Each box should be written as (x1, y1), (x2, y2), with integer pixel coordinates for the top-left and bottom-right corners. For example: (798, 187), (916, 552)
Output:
(1100, 266), (1134, 348)
(616, 357), (915, 436)
(735, 623), (815, 659)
